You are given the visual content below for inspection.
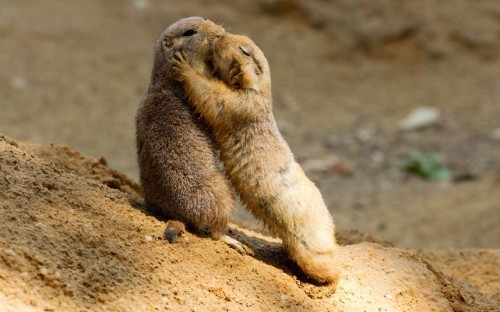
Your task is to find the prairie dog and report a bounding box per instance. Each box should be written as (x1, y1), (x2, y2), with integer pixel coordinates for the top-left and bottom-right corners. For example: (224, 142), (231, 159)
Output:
(171, 34), (340, 284)
(136, 17), (247, 254)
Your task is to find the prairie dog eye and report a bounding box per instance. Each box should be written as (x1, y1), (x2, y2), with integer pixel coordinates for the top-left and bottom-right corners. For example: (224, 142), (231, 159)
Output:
(239, 46), (251, 56)
(182, 29), (197, 37)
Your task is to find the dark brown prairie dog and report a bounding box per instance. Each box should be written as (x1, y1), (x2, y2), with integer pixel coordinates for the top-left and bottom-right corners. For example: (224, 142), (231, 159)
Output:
(135, 17), (248, 254)
(171, 34), (340, 284)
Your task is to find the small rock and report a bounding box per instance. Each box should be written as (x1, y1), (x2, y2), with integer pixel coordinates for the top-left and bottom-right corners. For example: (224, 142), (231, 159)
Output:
(301, 155), (354, 176)
(144, 235), (153, 242)
(399, 107), (440, 131)
(39, 267), (49, 276)
(301, 155), (339, 172)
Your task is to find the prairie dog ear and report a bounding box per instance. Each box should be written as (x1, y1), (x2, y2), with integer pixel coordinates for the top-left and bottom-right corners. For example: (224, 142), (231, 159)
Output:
(162, 37), (173, 49)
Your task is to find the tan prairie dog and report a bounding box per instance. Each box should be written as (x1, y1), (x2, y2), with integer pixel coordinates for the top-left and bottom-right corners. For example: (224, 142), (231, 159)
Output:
(171, 34), (340, 284)
(136, 17), (248, 253)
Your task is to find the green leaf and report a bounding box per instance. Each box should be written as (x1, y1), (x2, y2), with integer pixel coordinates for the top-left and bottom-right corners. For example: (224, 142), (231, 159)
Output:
(402, 152), (452, 182)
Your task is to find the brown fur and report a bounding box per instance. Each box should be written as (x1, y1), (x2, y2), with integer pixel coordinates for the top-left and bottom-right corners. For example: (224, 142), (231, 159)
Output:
(136, 17), (236, 243)
(171, 34), (340, 284)
(164, 220), (186, 243)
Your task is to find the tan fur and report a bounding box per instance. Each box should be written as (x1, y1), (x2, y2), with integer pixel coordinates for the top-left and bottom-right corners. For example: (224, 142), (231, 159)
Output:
(136, 18), (248, 253)
(171, 34), (340, 284)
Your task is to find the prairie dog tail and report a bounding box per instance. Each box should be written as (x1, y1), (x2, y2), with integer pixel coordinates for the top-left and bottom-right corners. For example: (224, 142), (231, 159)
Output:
(285, 237), (340, 284)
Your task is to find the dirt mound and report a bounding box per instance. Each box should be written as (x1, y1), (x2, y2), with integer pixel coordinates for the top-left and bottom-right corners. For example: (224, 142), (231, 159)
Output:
(0, 135), (498, 311)
(19, 142), (142, 198)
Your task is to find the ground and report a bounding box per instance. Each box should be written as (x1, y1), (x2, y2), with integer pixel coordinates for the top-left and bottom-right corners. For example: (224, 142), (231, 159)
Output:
(0, 0), (499, 310)
(0, 136), (498, 311)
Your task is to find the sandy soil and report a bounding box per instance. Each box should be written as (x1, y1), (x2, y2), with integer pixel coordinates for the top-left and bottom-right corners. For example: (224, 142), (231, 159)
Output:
(1, 135), (498, 311)
(0, 0), (499, 310)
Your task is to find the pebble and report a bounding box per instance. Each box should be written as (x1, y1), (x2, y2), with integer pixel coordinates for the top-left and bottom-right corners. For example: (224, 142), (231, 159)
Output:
(301, 155), (354, 176)
(302, 155), (340, 173)
(398, 107), (440, 131)
(39, 267), (49, 276)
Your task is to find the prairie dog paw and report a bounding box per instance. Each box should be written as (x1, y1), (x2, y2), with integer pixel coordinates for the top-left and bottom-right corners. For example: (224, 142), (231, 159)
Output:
(228, 65), (244, 89)
(164, 220), (186, 243)
(220, 234), (254, 255)
(171, 51), (191, 79)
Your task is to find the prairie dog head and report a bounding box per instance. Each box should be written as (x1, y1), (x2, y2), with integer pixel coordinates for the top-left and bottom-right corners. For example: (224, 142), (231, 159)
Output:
(212, 34), (271, 93)
(152, 17), (225, 83)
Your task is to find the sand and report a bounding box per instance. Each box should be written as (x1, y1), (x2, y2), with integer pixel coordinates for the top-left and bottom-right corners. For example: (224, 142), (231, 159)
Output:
(1, 135), (498, 311)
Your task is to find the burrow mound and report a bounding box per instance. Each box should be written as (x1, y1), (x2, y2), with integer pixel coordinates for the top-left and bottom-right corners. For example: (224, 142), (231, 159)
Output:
(0, 135), (498, 311)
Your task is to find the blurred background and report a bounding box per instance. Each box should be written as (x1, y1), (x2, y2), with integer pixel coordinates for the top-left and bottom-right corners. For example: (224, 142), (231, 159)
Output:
(1, 0), (499, 249)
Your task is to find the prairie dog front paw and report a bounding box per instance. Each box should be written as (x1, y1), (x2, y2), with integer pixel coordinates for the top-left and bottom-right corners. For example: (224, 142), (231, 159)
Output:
(228, 65), (244, 89)
(171, 51), (192, 80)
